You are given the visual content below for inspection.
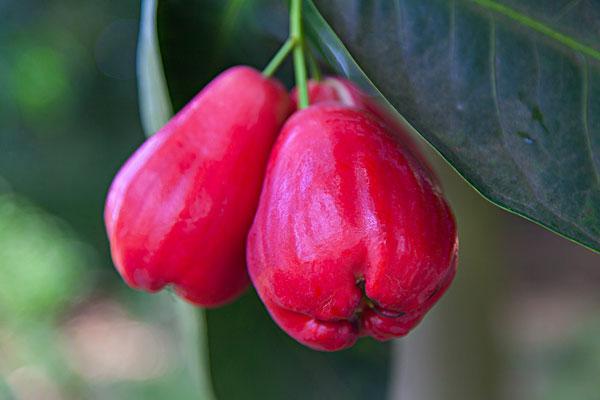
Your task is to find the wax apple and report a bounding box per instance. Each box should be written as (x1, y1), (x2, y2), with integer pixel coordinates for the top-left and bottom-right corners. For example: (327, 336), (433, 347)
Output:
(247, 104), (457, 351)
(105, 66), (291, 307)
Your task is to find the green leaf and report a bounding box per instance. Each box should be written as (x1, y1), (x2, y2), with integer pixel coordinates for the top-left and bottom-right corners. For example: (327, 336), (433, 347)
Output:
(137, 0), (172, 135)
(306, 0), (600, 252)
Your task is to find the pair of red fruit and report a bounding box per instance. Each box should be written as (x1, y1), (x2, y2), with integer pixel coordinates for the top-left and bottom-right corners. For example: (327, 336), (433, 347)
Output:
(105, 66), (458, 351)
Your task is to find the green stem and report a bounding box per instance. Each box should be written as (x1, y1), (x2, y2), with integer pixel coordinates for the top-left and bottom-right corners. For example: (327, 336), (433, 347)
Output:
(291, 0), (309, 109)
(263, 37), (296, 77)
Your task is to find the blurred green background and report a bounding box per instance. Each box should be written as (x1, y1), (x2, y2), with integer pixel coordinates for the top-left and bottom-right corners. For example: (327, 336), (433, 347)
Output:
(0, 1), (599, 399)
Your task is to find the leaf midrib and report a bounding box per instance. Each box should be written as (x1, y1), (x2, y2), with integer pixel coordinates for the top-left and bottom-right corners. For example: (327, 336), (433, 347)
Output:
(470, 0), (600, 61)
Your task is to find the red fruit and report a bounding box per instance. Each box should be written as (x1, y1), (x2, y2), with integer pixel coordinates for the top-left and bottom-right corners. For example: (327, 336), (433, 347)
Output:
(105, 66), (291, 307)
(247, 104), (458, 351)
(292, 77), (434, 177)
(292, 77), (405, 133)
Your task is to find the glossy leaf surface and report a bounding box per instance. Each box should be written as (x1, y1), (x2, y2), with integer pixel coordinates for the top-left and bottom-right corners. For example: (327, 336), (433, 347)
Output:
(306, 0), (600, 252)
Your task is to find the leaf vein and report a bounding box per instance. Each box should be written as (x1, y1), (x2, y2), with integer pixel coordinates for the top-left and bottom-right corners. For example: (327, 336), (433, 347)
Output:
(471, 0), (600, 61)
(554, 0), (583, 22)
(488, 17), (594, 239)
(582, 58), (600, 185)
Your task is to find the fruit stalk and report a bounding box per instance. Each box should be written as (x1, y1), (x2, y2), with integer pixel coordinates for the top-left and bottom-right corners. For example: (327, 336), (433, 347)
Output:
(262, 37), (296, 77)
(291, 0), (309, 109)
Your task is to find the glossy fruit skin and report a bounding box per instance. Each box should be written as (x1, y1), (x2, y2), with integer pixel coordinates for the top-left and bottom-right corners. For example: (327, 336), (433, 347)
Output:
(292, 77), (435, 177)
(292, 77), (406, 132)
(247, 104), (458, 351)
(105, 66), (291, 307)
